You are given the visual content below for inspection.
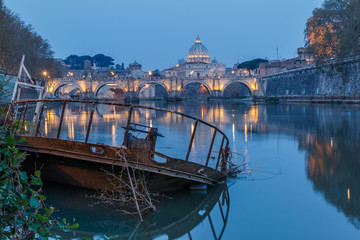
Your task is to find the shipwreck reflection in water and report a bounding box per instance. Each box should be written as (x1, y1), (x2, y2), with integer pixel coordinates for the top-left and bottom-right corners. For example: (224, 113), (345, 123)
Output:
(45, 183), (230, 239)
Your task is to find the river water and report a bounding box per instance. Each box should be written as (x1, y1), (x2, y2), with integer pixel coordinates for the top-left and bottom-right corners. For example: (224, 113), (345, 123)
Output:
(41, 100), (360, 240)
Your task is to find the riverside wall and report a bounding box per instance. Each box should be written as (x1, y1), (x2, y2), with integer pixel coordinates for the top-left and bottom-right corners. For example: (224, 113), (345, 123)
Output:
(259, 56), (360, 98)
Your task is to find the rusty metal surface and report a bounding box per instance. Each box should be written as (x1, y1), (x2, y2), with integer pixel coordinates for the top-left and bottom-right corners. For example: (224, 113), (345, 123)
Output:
(7, 99), (232, 191)
(17, 136), (227, 189)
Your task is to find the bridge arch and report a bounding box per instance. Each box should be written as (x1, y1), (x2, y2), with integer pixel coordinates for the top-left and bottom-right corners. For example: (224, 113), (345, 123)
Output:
(53, 83), (83, 99)
(181, 81), (212, 98)
(94, 83), (127, 99)
(221, 80), (253, 97)
(137, 82), (170, 98)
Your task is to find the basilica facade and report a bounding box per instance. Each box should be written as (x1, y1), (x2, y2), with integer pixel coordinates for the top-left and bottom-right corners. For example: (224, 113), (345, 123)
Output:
(161, 35), (226, 78)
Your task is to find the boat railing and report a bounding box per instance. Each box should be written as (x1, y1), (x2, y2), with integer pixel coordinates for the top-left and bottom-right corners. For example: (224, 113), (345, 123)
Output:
(5, 99), (231, 173)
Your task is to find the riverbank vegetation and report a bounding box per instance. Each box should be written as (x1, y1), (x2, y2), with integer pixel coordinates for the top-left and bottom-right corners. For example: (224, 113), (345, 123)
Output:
(0, 134), (79, 239)
(0, 77), (77, 238)
(0, 0), (62, 77)
(306, 0), (360, 63)
(64, 54), (115, 70)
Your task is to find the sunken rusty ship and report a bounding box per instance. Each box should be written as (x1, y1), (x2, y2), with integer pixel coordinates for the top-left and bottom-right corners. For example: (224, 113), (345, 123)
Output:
(5, 98), (232, 192)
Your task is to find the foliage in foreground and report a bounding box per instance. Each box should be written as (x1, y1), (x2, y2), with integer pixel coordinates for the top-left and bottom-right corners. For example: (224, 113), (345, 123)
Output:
(0, 134), (78, 239)
(306, 0), (360, 63)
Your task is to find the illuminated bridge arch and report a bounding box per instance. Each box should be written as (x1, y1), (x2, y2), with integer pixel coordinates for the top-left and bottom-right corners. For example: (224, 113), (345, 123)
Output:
(94, 83), (127, 99)
(53, 83), (83, 98)
(137, 82), (170, 98)
(221, 80), (253, 97)
(181, 81), (212, 97)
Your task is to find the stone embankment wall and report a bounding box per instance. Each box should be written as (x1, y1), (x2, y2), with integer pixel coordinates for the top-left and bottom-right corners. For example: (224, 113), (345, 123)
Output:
(260, 56), (360, 98)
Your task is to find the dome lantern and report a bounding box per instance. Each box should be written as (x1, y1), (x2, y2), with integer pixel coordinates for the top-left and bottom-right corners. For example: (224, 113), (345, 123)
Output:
(186, 35), (211, 64)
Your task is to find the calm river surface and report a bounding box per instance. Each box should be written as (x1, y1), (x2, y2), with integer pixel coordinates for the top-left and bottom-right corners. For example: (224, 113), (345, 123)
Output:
(42, 101), (360, 240)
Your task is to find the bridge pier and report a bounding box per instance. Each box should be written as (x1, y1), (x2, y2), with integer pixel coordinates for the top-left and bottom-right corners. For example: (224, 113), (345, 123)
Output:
(211, 90), (222, 98)
(167, 90), (181, 101)
(83, 91), (94, 99)
(125, 91), (139, 101)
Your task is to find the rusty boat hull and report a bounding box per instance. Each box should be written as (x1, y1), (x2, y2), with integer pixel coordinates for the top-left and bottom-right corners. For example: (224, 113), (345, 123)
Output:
(18, 136), (227, 192)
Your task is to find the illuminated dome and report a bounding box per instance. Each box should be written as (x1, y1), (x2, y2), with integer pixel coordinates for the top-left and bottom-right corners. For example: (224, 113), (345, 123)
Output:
(186, 35), (211, 64)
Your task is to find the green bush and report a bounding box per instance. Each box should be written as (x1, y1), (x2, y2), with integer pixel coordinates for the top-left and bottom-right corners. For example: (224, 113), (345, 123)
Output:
(0, 134), (78, 239)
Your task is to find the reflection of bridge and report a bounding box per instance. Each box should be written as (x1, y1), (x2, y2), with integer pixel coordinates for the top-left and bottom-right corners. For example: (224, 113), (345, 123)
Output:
(46, 76), (259, 100)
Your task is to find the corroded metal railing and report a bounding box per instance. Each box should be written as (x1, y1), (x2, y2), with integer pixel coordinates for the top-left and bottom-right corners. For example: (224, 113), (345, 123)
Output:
(5, 99), (231, 172)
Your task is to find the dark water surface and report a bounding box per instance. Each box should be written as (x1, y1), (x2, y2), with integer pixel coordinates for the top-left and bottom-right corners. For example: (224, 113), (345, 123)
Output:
(42, 101), (360, 239)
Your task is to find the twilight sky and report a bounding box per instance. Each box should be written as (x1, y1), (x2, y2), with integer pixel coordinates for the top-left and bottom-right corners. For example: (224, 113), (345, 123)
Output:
(5, 0), (323, 71)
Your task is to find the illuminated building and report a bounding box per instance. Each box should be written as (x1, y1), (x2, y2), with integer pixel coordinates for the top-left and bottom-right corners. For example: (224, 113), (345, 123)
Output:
(259, 48), (314, 76)
(129, 61), (145, 77)
(161, 35), (226, 78)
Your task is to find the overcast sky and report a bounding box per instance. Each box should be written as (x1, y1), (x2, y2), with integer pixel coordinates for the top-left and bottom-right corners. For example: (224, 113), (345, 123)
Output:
(5, 0), (324, 70)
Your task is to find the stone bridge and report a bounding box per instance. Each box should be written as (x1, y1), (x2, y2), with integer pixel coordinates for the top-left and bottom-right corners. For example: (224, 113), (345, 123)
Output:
(46, 76), (259, 100)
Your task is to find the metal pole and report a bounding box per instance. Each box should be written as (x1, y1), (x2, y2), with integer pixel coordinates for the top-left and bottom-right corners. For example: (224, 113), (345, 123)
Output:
(13, 103), (25, 135)
(10, 103), (19, 135)
(19, 102), (29, 134)
(122, 106), (133, 146)
(216, 136), (225, 170)
(85, 102), (95, 143)
(4, 102), (14, 127)
(217, 201), (225, 222)
(205, 129), (217, 166)
(56, 101), (66, 139)
(208, 215), (217, 240)
(35, 102), (45, 137)
(185, 119), (199, 161)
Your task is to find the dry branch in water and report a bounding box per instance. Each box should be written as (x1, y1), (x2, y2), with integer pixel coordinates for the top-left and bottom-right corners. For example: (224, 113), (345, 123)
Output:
(88, 147), (158, 221)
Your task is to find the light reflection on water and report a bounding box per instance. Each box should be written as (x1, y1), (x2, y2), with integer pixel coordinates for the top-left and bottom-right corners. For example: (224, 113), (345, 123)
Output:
(42, 101), (360, 239)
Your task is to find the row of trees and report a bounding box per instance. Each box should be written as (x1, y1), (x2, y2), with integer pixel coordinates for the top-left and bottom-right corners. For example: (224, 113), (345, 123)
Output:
(0, 0), (62, 77)
(306, 0), (360, 63)
(237, 58), (268, 70)
(64, 54), (115, 69)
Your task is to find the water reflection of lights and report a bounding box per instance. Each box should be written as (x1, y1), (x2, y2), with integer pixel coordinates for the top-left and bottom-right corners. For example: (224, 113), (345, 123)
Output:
(232, 111), (236, 142)
(113, 105), (117, 119)
(232, 123), (235, 142)
(348, 188), (351, 200)
(44, 118), (48, 136)
(112, 124), (116, 146)
(244, 123), (248, 142)
(68, 119), (74, 140)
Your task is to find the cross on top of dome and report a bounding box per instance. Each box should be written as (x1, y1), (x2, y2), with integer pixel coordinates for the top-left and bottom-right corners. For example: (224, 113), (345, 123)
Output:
(195, 34), (201, 43)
